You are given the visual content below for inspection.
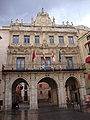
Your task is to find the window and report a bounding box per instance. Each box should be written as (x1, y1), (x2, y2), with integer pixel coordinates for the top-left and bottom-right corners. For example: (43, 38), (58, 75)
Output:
(87, 35), (90, 40)
(88, 44), (90, 54)
(87, 35), (90, 54)
(68, 36), (74, 44)
(58, 36), (64, 44)
(39, 84), (42, 88)
(35, 36), (40, 43)
(66, 57), (73, 69)
(49, 36), (54, 44)
(41, 57), (51, 69)
(13, 35), (19, 44)
(24, 35), (30, 43)
(40, 91), (42, 94)
(16, 57), (25, 70)
(0, 79), (1, 84)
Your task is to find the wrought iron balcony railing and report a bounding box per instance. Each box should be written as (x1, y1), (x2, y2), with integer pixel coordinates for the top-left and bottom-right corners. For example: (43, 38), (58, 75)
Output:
(2, 63), (85, 72)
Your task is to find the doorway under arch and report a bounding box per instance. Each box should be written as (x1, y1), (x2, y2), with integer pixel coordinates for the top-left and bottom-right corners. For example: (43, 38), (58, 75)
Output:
(12, 78), (29, 109)
(37, 77), (58, 107)
(65, 77), (80, 104)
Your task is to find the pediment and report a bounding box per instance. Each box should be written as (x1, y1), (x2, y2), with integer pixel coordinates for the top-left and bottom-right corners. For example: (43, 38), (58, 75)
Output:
(31, 8), (53, 26)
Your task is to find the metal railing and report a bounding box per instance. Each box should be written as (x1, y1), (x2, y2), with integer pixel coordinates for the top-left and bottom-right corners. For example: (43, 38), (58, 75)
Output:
(2, 63), (85, 71)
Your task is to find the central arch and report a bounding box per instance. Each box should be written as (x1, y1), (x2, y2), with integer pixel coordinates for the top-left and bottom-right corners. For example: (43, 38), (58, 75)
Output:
(37, 77), (58, 107)
(12, 78), (29, 109)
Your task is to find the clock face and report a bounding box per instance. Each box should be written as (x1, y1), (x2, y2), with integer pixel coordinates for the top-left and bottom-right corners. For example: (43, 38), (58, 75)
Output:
(41, 17), (46, 23)
(36, 15), (52, 26)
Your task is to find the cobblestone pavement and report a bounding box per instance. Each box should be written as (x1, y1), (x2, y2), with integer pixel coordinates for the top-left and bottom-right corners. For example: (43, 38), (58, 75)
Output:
(0, 106), (90, 120)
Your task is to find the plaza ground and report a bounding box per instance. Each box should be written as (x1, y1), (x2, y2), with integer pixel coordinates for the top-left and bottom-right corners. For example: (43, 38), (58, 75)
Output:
(0, 105), (90, 120)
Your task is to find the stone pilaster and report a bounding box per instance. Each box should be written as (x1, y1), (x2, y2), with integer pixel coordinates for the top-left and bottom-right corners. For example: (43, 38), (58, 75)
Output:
(59, 81), (67, 108)
(79, 86), (86, 105)
(51, 88), (58, 105)
(58, 87), (62, 107)
(79, 77), (87, 105)
(29, 81), (38, 110)
(5, 84), (12, 110)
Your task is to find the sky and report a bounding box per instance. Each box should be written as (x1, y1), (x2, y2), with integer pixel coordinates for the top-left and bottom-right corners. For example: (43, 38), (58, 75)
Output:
(0, 0), (90, 28)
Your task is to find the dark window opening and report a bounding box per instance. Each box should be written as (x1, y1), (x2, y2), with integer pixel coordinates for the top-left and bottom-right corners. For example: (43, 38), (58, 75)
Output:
(49, 36), (54, 44)
(24, 35), (30, 43)
(35, 36), (40, 43)
(13, 35), (19, 44)
(58, 36), (64, 44)
(16, 57), (25, 70)
(68, 36), (74, 44)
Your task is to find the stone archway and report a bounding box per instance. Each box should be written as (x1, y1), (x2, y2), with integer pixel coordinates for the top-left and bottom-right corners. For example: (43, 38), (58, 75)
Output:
(65, 77), (80, 104)
(37, 77), (58, 107)
(12, 78), (29, 109)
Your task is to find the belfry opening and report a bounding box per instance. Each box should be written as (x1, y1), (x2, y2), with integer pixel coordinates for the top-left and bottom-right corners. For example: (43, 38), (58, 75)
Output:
(12, 78), (29, 109)
(37, 77), (58, 107)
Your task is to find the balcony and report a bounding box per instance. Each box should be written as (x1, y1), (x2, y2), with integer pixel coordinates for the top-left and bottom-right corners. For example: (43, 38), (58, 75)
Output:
(2, 63), (85, 72)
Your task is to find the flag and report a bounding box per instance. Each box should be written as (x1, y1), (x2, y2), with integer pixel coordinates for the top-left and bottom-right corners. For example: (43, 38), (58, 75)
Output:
(32, 50), (36, 61)
(52, 51), (55, 61)
(43, 53), (46, 64)
(59, 51), (61, 62)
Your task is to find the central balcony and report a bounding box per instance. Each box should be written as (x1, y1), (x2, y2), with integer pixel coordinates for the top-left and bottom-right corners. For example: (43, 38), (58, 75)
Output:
(2, 63), (85, 72)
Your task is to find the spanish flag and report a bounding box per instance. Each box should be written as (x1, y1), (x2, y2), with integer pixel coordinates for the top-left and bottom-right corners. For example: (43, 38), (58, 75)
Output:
(43, 52), (46, 63)
(32, 50), (36, 61)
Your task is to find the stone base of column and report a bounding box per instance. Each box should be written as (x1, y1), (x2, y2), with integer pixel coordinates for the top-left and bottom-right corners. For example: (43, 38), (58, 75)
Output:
(5, 105), (12, 110)
(59, 104), (67, 108)
(30, 103), (38, 110)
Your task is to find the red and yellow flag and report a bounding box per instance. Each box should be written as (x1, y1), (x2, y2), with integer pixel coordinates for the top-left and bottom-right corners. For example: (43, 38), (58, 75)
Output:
(32, 50), (36, 61)
(52, 51), (55, 61)
(43, 52), (46, 63)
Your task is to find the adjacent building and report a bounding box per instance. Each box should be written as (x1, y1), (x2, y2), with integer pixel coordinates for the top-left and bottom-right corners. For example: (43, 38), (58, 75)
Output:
(78, 31), (90, 95)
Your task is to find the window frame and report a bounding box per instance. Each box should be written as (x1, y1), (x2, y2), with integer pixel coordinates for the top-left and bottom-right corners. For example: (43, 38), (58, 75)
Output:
(87, 35), (90, 54)
(68, 36), (74, 44)
(12, 35), (19, 44)
(41, 57), (51, 69)
(49, 36), (54, 44)
(35, 35), (40, 44)
(16, 57), (25, 70)
(88, 44), (90, 55)
(58, 36), (64, 44)
(24, 35), (30, 44)
(66, 57), (73, 69)
(87, 35), (90, 40)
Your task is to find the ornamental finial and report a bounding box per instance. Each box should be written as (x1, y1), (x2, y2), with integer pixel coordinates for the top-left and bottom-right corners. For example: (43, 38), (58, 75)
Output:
(42, 8), (44, 13)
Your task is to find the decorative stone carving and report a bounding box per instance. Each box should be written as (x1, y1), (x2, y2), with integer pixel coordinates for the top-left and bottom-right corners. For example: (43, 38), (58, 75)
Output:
(42, 39), (48, 48)
(60, 46), (79, 55)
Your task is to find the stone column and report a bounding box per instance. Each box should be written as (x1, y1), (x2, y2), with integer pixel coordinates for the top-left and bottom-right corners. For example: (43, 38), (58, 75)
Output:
(29, 81), (38, 110)
(59, 81), (67, 108)
(51, 88), (58, 105)
(5, 83), (12, 110)
(79, 77), (87, 105)
(58, 86), (62, 107)
(79, 86), (86, 105)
